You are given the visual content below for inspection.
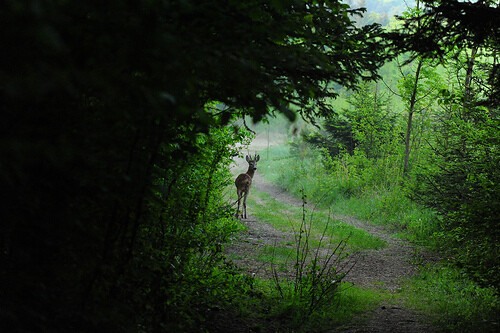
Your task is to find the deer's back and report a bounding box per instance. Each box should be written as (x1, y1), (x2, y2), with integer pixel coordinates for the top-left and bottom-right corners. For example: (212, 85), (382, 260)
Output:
(235, 173), (252, 191)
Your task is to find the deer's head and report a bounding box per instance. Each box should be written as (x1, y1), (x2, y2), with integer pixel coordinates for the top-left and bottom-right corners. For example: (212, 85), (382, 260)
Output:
(246, 154), (260, 171)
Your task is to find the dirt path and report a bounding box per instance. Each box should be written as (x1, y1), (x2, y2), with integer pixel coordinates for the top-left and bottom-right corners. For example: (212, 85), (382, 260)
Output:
(228, 154), (437, 332)
(252, 172), (418, 291)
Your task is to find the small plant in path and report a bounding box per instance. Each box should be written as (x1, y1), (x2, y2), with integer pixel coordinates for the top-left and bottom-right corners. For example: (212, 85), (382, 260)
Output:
(271, 189), (355, 328)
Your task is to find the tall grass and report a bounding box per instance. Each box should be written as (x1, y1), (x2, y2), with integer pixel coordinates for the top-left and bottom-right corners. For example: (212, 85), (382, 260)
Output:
(258, 143), (440, 246)
(404, 264), (500, 332)
(247, 190), (386, 251)
(243, 188), (387, 331)
(251, 142), (499, 331)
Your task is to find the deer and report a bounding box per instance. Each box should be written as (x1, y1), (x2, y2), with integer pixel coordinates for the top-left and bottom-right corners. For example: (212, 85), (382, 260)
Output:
(235, 154), (260, 219)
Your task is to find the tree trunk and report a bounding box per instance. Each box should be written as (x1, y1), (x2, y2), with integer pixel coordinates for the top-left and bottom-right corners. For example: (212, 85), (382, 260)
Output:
(403, 59), (423, 177)
(463, 46), (478, 117)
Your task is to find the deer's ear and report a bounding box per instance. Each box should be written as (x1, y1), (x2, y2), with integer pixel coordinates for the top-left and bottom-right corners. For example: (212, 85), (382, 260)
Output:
(256, 155), (260, 162)
(246, 155), (250, 162)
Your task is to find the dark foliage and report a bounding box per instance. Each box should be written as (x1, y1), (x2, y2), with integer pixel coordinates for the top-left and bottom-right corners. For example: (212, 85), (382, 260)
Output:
(388, 0), (500, 56)
(303, 114), (356, 157)
(0, 0), (389, 331)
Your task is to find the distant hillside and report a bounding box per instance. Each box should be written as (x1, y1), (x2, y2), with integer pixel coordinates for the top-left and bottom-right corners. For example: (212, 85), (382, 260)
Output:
(345, 0), (417, 26)
(347, 0), (416, 15)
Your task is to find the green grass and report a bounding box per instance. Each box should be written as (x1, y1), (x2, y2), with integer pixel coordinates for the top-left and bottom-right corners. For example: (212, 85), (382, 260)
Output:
(247, 189), (386, 252)
(331, 283), (390, 323)
(255, 144), (295, 184)
(267, 281), (389, 331)
(402, 264), (500, 332)
(256, 144), (440, 247)
(225, 277), (389, 332)
(225, 154), (392, 330)
(257, 244), (296, 265)
(244, 142), (500, 332)
(331, 190), (441, 246)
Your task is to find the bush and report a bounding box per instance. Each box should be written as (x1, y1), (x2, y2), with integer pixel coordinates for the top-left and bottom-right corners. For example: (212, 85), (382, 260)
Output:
(407, 265), (500, 332)
(270, 192), (349, 330)
(133, 122), (252, 330)
(412, 103), (500, 289)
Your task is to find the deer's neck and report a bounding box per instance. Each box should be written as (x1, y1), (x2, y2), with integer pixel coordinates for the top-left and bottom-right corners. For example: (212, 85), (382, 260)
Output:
(246, 167), (255, 178)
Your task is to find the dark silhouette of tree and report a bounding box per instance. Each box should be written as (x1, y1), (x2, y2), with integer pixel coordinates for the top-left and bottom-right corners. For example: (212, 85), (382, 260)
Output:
(0, 1), (389, 331)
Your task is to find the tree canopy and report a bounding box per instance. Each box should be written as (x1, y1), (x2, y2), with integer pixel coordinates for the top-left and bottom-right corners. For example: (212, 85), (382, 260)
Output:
(388, 0), (500, 105)
(1, 0), (390, 331)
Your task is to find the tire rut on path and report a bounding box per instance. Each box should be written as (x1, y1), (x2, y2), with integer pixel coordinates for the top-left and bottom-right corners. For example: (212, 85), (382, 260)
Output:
(230, 169), (436, 332)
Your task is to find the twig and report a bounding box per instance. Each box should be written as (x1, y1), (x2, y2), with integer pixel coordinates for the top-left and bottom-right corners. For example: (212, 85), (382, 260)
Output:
(243, 117), (256, 134)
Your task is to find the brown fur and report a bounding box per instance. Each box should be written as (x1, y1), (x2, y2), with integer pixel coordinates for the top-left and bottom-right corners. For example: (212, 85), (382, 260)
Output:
(235, 154), (259, 218)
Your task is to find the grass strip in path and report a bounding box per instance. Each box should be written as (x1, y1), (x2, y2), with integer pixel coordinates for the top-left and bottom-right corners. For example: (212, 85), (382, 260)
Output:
(248, 189), (386, 252)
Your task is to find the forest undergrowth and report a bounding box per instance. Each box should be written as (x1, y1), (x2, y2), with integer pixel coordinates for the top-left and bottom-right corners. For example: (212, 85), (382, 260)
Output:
(224, 156), (391, 332)
(244, 142), (499, 332)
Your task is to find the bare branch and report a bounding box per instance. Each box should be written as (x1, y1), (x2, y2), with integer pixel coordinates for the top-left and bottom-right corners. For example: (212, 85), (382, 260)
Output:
(243, 117), (256, 135)
(381, 77), (402, 97)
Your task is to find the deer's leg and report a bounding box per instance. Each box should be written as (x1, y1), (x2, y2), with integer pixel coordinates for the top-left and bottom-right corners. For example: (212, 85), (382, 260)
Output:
(236, 190), (241, 218)
(243, 191), (248, 219)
